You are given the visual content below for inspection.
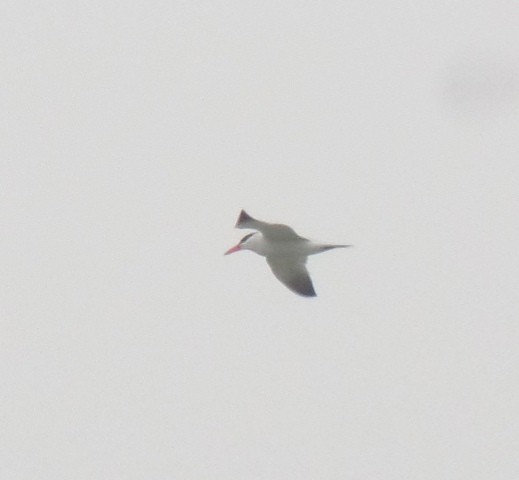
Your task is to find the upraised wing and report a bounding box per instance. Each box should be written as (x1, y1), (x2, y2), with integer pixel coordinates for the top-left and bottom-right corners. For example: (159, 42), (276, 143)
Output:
(235, 210), (306, 241)
(266, 255), (316, 297)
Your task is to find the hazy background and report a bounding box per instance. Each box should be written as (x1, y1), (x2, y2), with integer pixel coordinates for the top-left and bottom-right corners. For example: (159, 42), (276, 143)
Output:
(2, 1), (518, 478)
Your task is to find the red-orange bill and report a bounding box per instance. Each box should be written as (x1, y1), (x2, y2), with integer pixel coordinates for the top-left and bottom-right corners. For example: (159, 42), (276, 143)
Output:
(224, 244), (241, 255)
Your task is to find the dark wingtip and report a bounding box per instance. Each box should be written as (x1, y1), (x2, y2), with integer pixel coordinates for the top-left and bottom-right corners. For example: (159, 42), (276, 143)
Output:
(300, 289), (317, 298)
(294, 282), (317, 297)
(235, 210), (253, 227)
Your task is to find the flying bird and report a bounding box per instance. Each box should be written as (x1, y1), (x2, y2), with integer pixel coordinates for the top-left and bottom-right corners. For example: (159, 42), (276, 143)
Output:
(225, 210), (350, 297)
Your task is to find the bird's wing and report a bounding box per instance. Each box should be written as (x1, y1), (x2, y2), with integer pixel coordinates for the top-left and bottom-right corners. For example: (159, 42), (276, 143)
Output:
(266, 255), (316, 297)
(235, 210), (306, 241)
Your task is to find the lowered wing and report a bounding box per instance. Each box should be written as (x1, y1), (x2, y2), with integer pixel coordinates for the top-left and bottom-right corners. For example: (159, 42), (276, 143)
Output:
(266, 255), (316, 297)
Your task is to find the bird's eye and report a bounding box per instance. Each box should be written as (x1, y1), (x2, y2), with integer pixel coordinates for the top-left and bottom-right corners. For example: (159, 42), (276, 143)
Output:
(240, 233), (254, 244)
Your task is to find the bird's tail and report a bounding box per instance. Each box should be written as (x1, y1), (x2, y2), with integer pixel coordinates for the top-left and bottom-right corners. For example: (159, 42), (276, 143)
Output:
(320, 244), (352, 252)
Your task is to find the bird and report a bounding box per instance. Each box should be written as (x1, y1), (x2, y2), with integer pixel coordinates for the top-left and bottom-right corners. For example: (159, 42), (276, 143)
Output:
(224, 210), (351, 297)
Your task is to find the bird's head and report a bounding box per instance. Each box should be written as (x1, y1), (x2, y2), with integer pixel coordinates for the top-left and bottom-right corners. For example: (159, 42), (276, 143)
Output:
(224, 232), (259, 255)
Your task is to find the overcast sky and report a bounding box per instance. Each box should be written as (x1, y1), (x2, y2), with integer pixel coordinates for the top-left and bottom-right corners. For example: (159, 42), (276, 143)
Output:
(2, 1), (518, 479)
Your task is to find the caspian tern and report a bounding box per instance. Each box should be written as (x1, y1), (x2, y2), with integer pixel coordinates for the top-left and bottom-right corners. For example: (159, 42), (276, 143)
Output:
(225, 210), (350, 297)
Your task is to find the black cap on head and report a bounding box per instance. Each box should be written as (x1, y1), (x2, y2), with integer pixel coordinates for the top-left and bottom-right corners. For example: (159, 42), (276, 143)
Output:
(239, 232), (255, 244)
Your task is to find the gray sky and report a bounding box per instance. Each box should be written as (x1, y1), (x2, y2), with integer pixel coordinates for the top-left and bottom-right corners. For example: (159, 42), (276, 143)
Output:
(2, 1), (518, 479)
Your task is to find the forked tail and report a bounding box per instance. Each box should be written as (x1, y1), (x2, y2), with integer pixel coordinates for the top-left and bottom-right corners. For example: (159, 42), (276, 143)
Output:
(319, 244), (352, 252)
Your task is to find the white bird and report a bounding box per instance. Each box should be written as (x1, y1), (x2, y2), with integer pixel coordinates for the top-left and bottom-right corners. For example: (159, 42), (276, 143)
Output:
(225, 210), (351, 297)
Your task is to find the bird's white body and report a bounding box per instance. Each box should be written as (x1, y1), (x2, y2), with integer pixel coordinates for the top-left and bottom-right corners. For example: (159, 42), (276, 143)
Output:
(240, 232), (329, 257)
(225, 210), (350, 297)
